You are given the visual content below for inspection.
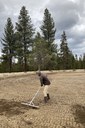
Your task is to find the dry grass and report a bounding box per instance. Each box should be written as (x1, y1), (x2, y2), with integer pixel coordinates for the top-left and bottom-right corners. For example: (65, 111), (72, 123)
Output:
(0, 70), (85, 128)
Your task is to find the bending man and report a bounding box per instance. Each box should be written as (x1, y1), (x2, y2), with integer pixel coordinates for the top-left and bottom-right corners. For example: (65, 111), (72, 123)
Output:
(36, 71), (51, 103)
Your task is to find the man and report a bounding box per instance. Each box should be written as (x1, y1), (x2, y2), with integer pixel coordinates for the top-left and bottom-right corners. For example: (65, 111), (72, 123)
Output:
(36, 71), (51, 103)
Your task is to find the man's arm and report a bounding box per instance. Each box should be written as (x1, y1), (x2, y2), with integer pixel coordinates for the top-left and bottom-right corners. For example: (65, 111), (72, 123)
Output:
(40, 76), (43, 86)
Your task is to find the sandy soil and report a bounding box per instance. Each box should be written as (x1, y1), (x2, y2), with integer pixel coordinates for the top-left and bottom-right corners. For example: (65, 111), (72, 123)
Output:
(0, 70), (85, 128)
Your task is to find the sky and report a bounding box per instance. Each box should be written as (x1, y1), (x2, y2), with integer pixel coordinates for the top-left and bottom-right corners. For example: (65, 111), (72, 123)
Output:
(0, 0), (85, 57)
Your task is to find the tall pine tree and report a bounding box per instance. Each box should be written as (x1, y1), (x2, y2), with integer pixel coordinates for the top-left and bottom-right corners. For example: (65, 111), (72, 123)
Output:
(41, 8), (56, 53)
(1, 17), (15, 72)
(60, 31), (73, 70)
(83, 53), (85, 70)
(41, 8), (57, 69)
(32, 32), (51, 70)
(15, 6), (34, 71)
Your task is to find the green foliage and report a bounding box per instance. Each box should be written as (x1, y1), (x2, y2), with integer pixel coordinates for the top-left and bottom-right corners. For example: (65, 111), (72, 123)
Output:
(41, 8), (56, 53)
(1, 18), (15, 72)
(15, 6), (34, 71)
(31, 32), (51, 70)
(59, 31), (75, 70)
(0, 7), (85, 72)
(40, 8), (57, 69)
(78, 55), (83, 69)
(83, 53), (85, 69)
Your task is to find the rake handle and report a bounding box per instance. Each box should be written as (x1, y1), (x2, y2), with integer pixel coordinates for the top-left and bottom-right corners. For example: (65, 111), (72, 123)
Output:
(30, 87), (41, 104)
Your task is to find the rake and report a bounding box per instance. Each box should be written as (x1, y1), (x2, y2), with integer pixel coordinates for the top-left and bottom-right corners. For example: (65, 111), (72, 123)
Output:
(21, 87), (41, 109)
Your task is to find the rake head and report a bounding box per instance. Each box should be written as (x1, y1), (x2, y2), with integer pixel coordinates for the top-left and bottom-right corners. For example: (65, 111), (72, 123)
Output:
(21, 102), (39, 109)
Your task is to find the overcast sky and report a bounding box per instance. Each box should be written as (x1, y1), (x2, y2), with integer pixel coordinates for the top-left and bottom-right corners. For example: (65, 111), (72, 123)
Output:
(0, 0), (85, 57)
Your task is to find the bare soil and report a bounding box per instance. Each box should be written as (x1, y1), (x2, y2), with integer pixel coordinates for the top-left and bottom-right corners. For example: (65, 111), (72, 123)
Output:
(0, 70), (85, 128)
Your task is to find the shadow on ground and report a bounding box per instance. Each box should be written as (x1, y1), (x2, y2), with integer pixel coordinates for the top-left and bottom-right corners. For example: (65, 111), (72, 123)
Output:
(0, 99), (29, 117)
(72, 104), (85, 127)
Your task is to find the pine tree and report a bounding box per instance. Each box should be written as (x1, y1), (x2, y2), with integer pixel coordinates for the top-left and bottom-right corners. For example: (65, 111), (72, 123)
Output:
(70, 54), (76, 70)
(14, 31), (24, 71)
(32, 32), (50, 70)
(60, 31), (72, 70)
(83, 53), (85, 70)
(1, 17), (15, 72)
(78, 55), (83, 69)
(40, 8), (57, 70)
(15, 6), (34, 71)
(41, 8), (56, 53)
(74, 54), (79, 69)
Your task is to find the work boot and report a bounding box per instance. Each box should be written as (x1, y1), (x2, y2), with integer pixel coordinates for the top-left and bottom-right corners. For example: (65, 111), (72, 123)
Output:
(47, 94), (50, 100)
(44, 97), (47, 103)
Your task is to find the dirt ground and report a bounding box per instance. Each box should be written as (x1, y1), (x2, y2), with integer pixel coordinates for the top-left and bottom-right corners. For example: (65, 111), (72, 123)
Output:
(0, 70), (85, 128)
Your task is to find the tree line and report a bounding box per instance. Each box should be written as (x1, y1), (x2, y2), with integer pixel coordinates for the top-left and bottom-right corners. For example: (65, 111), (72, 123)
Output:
(0, 6), (85, 72)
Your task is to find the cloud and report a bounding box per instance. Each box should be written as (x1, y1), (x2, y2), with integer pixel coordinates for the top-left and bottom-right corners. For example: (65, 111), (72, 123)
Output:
(47, 0), (80, 30)
(0, 0), (85, 57)
(46, 0), (85, 56)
